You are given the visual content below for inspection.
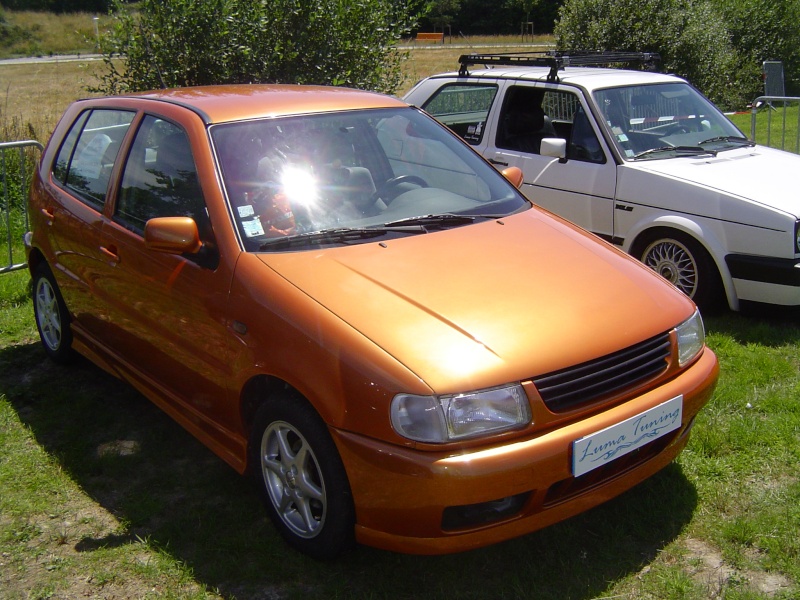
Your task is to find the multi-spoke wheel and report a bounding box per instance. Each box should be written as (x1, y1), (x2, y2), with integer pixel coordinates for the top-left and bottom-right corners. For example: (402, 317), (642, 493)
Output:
(32, 263), (74, 363)
(250, 394), (355, 559)
(639, 230), (722, 311)
(261, 419), (327, 539)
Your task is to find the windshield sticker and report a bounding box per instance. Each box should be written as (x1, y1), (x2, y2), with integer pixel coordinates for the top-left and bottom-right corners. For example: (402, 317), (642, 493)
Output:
(241, 216), (265, 237)
(611, 126), (629, 142)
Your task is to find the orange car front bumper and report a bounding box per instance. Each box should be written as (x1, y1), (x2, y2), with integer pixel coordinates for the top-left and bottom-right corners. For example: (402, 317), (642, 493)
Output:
(332, 348), (719, 555)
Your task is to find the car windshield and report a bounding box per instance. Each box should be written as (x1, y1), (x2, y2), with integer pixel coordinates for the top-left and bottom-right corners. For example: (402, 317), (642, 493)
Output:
(211, 107), (529, 251)
(593, 83), (749, 161)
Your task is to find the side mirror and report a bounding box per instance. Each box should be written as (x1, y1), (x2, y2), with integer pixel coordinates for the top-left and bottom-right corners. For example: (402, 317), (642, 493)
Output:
(501, 166), (524, 189)
(144, 217), (202, 254)
(540, 138), (567, 160)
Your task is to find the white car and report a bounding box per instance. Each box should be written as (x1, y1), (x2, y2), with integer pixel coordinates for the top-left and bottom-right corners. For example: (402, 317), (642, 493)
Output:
(404, 52), (800, 311)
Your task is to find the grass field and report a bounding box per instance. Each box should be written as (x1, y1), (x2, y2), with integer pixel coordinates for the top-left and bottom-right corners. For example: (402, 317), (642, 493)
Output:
(2, 15), (800, 600)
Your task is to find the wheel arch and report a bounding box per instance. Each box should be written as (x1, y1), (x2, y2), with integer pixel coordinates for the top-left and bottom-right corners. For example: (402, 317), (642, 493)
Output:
(26, 246), (46, 277)
(239, 374), (313, 473)
(625, 216), (738, 311)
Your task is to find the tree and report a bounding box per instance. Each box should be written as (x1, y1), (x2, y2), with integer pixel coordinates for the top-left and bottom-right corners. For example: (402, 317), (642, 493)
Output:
(92, 0), (422, 95)
(711, 0), (800, 97)
(509, 0), (540, 34)
(554, 0), (745, 110)
(426, 0), (461, 32)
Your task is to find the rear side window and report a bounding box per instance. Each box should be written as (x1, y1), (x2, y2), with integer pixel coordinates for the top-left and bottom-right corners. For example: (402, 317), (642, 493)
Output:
(422, 84), (498, 144)
(52, 109), (135, 209)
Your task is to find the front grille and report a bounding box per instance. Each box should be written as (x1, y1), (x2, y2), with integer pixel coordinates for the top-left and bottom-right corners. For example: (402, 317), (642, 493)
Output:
(533, 332), (671, 412)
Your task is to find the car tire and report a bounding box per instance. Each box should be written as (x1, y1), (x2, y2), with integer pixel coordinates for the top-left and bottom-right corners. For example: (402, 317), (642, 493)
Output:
(639, 230), (722, 311)
(250, 393), (355, 560)
(32, 262), (74, 364)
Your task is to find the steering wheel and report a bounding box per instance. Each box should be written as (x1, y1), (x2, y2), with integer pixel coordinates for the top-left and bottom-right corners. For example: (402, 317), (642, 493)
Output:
(662, 123), (691, 135)
(372, 175), (428, 204)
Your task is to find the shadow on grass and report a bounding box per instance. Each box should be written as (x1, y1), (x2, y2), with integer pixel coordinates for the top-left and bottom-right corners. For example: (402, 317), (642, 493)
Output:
(1, 341), (698, 600)
(705, 304), (800, 348)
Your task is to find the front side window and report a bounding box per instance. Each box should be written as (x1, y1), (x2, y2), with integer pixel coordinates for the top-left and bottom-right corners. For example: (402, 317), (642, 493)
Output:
(52, 109), (135, 208)
(496, 86), (605, 164)
(421, 84), (498, 144)
(116, 116), (212, 242)
(212, 107), (529, 251)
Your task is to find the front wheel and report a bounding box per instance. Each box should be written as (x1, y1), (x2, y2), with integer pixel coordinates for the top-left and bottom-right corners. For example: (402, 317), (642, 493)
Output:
(32, 262), (74, 363)
(639, 231), (722, 311)
(250, 394), (355, 560)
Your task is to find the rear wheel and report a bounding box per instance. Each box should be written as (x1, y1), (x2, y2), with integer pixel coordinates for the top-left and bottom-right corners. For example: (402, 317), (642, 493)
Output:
(32, 263), (74, 363)
(250, 393), (355, 560)
(639, 230), (722, 311)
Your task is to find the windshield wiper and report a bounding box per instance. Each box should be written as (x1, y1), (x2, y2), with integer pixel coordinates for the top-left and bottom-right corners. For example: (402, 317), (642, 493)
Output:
(699, 135), (755, 147)
(381, 213), (479, 228)
(633, 146), (718, 160)
(259, 225), (425, 250)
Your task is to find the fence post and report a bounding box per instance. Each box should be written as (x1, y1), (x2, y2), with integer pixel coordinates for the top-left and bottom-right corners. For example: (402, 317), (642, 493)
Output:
(1, 140), (43, 274)
(749, 95), (800, 152)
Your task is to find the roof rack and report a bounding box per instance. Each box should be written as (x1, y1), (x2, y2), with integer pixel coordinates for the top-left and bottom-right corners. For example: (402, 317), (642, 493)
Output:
(457, 51), (661, 81)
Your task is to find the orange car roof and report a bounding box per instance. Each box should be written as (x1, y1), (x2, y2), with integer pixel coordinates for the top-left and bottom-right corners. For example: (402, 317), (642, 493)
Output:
(124, 84), (407, 125)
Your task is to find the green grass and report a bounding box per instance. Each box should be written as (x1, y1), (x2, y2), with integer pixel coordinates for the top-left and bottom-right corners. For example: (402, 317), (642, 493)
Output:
(0, 10), (112, 59)
(728, 103), (800, 153)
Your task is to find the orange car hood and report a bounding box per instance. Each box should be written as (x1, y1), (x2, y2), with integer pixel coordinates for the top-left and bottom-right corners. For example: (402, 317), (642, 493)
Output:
(258, 209), (693, 393)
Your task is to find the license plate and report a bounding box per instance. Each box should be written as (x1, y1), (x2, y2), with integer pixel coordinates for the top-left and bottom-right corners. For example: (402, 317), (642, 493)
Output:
(571, 395), (683, 477)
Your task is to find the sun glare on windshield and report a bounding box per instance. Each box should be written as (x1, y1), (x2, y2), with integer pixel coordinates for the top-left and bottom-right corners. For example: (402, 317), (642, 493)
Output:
(281, 166), (319, 208)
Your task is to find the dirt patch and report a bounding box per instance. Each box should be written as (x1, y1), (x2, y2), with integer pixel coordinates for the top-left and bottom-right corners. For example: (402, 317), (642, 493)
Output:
(684, 537), (793, 597)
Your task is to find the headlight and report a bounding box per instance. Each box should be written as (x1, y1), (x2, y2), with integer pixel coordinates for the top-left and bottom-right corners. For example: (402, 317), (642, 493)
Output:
(391, 384), (531, 443)
(675, 308), (705, 366)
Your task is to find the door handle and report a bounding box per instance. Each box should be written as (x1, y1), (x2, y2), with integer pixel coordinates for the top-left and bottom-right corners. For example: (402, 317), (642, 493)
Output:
(100, 245), (120, 264)
(488, 158), (508, 167)
(40, 207), (55, 223)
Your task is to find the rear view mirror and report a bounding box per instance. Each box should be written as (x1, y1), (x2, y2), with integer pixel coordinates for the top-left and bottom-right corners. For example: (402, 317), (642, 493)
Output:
(501, 166), (524, 189)
(144, 217), (202, 254)
(541, 138), (567, 159)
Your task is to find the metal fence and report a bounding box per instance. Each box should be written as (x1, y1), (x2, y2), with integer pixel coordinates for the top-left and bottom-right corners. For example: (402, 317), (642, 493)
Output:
(1, 140), (42, 274)
(750, 96), (800, 153)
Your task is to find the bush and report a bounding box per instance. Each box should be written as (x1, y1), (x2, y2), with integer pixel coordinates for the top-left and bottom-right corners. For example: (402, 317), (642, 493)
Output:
(92, 0), (422, 96)
(554, 0), (748, 110)
(711, 0), (800, 98)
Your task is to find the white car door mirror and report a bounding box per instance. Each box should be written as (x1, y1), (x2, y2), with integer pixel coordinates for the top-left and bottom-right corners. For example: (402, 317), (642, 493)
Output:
(540, 138), (567, 159)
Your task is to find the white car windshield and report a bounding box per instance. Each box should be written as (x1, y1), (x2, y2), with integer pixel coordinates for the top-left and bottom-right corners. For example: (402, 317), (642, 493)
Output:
(211, 107), (528, 250)
(593, 83), (749, 160)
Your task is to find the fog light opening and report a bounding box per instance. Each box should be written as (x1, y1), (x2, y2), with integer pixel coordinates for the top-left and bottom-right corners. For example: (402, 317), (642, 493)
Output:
(442, 492), (530, 531)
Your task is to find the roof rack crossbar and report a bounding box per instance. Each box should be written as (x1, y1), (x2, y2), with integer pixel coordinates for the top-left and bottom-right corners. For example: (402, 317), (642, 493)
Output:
(457, 51), (661, 81)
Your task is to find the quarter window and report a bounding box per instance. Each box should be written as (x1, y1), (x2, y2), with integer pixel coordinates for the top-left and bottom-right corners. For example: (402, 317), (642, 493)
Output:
(52, 109), (135, 208)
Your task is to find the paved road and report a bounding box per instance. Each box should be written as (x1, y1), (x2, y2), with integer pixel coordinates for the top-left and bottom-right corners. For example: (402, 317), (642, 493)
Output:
(0, 54), (103, 65)
(0, 43), (553, 65)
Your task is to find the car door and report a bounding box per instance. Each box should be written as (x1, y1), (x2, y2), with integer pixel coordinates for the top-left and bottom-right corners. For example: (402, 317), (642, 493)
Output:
(482, 84), (618, 243)
(46, 108), (136, 340)
(96, 114), (239, 445)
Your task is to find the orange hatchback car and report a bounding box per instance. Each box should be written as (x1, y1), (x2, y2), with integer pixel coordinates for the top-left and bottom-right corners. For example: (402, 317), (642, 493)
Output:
(25, 85), (718, 559)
